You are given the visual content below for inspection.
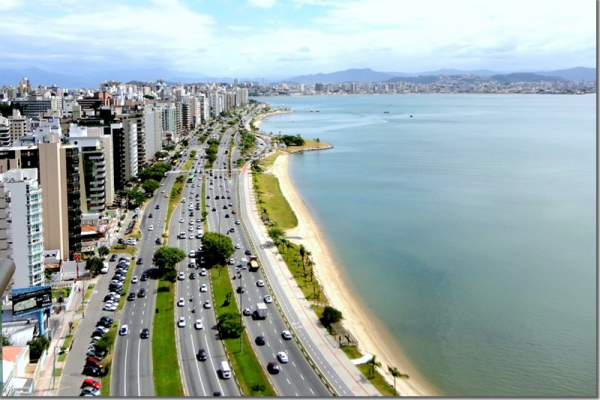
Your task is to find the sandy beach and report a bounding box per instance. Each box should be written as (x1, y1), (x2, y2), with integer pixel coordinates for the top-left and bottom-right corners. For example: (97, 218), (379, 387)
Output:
(270, 153), (438, 397)
(247, 109), (292, 132)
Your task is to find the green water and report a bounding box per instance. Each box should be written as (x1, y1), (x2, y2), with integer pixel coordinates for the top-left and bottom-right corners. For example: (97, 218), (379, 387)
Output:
(259, 94), (597, 396)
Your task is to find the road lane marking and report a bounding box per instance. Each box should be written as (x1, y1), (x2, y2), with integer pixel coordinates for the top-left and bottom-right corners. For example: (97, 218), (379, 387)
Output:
(123, 339), (128, 396)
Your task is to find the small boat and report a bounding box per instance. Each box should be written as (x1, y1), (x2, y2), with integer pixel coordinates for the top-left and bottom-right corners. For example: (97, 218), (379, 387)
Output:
(315, 110), (320, 112)
(409, 115), (413, 118)
(383, 111), (390, 114)
(310, 109), (314, 112)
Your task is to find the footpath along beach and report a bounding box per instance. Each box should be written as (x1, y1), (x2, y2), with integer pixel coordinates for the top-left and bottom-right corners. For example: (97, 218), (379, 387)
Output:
(269, 153), (437, 397)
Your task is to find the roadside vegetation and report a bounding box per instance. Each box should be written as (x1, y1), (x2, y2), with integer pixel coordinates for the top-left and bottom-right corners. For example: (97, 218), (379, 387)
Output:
(152, 246), (187, 396)
(97, 320), (119, 397)
(210, 268), (276, 396)
(110, 244), (137, 256)
(252, 172), (297, 230)
(165, 176), (185, 233)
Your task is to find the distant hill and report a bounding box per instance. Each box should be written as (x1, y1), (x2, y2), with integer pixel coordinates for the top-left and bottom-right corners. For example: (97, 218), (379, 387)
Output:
(534, 67), (596, 81)
(490, 73), (565, 84)
(283, 68), (395, 84)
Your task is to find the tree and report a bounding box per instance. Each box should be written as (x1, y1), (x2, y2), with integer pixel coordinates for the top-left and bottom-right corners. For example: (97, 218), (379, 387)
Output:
(251, 384), (266, 396)
(217, 312), (244, 338)
(153, 246), (186, 270)
(155, 151), (169, 159)
(299, 245), (306, 271)
(388, 366), (409, 396)
(321, 306), (343, 327)
(175, 175), (184, 183)
(369, 355), (382, 379)
(28, 336), (50, 361)
(85, 257), (104, 275)
(2, 333), (12, 346)
(201, 232), (235, 267)
(141, 179), (160, 194)
(201, 210), (208, 221)
(97, 246), (110, 258)
(182, 139), (189, 147)
(267, 226), (284, 246)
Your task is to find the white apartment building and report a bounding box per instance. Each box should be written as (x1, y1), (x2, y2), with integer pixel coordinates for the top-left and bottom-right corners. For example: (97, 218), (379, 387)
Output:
(0, 169), (44, 288)
(0, 117), (10, 147)
(144, 107), (163, 162)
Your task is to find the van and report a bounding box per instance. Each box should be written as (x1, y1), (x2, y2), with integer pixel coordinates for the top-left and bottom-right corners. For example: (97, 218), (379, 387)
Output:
(221, 361), (231, 379)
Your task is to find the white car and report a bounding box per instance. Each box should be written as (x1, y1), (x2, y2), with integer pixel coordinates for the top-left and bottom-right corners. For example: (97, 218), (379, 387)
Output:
(200, 284), (207, 292)
(161, 189), (166, 193)
(235, 220), (241, 225)
(264, 295), (272, 303)
(107, 292), (121, 299)
(229, 258), (235, 265)
(235, 244), (241, 249)
(131, 276), (138, 284)
(200, 268), (207, 276)
(148, 225), (154, 231)
(177, 297), (185, 307)
(194, 319), (204, 330)
(189, 234), (194, 239)
(281, 330), (292, 340)
(95, 326), (109, 334)
(103, 303), (117, 311)
(277, 351), (288, 363)
(100, 264), (109, 274)
(189, 220), (194, 225)
(119, 325), (129, 336)
(256, 280), (265, 287)
(178, 317), (186, 327)
(179, 218), (184, 223)
(203, 300), (211, 309)
(178, 272), (185, 280)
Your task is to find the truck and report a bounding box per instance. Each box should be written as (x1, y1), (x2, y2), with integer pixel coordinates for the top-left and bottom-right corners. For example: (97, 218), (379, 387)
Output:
(254, 303), (268, 319)
(248, 255), (260, 271)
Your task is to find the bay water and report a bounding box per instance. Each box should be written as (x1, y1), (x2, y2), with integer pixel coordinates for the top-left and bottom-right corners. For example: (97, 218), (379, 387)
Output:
(258, 94), (596, 397)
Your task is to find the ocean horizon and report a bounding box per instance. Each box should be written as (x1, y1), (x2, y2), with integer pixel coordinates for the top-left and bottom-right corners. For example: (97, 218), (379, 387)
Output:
(258, 94), (597, 396)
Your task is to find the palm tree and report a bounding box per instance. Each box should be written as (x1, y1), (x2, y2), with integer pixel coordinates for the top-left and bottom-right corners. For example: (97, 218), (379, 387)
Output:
(369, 355), (382, 379)
(388, 366), (409, 396)
(299, 245), (306, 272)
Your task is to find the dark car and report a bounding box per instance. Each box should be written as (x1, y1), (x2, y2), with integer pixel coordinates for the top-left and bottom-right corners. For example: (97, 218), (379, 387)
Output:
(83, 365), (102, 377)
(91, 330), (105, 338)
(255, 336), (265, 345)
(267, 362), (280, 374)
(206, 195), (210, 199)
(221, 195), (225, 199)
(136, 258), (143, 265)
(237, 286), (245, 294)
(140, 328), (150, 339)
(140, 274), (148, 281)
(109, 254), (118, 262)
(244, 249), (252, 255)
(155, 238), (162, 244)
(230, 228), (235, 233)
(224, 214), (229, 218)
(155, 204), (160, 209)
(148, 213), (153, 218)
(197, 348), (207, 361)
(212, 207), (216, 211)
(226, 195), (231, 199)
(99, 316), (113, 326)
(223, 205), (228, 210)
(127, 293), (136, 301)
(138, 288), (146, 298)
(190, 272), (197, 280)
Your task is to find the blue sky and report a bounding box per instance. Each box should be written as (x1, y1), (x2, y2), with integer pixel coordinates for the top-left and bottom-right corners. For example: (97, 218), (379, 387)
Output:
(0, 0), (596, 78)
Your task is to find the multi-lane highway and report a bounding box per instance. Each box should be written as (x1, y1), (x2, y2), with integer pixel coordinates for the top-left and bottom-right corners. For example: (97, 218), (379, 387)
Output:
(204, 123), (332, 397)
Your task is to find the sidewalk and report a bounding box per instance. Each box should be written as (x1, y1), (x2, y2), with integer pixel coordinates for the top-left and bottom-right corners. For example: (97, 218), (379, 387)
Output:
(239, 166), (381, 396)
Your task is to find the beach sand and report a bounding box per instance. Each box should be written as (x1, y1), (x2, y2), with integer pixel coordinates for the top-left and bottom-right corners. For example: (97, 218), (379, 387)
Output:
(270, 153), (438, 397)
(248, 109), (292, 132)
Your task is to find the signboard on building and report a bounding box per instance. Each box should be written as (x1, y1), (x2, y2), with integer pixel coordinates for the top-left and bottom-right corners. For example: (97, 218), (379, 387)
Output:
(12, 286), (52, 316)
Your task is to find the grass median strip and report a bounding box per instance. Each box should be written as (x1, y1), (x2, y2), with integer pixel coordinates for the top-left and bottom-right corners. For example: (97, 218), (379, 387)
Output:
(100, 320), (119, 397)
(210, 268), (275, 396)
(253, 173), (297, 230)
(152, 280), (184, 396)
(166, 180), (184, 231)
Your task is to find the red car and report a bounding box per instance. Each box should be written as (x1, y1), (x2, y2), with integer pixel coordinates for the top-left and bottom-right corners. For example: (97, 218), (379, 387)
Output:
(85, 357), (103, 368)
(81, 378), (101, 389)
(231, 210), (236, 214)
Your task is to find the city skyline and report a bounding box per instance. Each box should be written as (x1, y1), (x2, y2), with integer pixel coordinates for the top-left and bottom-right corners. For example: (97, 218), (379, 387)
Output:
(0, 0), (596, 79)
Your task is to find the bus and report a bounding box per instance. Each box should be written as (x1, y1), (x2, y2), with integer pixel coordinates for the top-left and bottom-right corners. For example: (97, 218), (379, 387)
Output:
(188, 174), (195, 182)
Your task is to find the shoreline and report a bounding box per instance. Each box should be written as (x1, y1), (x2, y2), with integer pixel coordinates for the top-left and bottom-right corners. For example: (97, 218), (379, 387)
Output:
(250, 109), (292, 131)
(270, 153), (439, 397)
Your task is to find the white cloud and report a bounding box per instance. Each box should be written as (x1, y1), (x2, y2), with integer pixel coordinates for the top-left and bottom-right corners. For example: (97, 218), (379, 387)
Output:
(248, 0), (276, 8)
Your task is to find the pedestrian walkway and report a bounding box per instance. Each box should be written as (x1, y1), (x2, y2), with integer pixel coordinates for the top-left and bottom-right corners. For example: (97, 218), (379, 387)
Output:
(239, 167), (381, 396)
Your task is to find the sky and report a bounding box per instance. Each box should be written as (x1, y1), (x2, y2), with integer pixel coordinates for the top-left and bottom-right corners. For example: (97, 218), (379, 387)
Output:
(0, 0), (596, 79)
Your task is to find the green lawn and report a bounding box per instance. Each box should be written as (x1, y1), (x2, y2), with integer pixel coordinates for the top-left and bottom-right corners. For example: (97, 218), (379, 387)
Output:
(117, 260), (136, 311)
(339, 347), (397, 396)
(283, 139), (331, 153)
(254, 173), (297, 230)
(211, 269), (276, 396)
(110, 245), (137, 256)
(100, 320), (119, 397)
(84, 284), (96, 302)
(183, 158), (193, 172)
(152, 280), (184, 396)
(166, 180), (184, 232)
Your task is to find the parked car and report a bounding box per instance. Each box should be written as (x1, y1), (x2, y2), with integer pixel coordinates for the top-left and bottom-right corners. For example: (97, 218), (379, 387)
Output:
(80, 379), (101, 390)
(83, 365), (102, 377)
(109, 254), (118, 262)
(81, 387), (101, 396)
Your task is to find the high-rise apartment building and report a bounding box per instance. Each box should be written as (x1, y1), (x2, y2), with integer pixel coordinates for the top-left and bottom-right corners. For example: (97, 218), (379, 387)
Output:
(0, 169), (44, 288)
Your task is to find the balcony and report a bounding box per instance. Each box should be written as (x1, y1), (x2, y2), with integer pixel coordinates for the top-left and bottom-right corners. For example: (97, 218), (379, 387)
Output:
(89, 186), (103, 192)
(28, 247), (43, 257)
(27, 227), (43, 236)
(95, 160), (106, 167)
(94, 173), (106, 179)
(90, 192), (105, 198)
(90, 199), (104, 205)
(69, 216), (81, 224)
(90, 205), (105, 211)
(27, 218), (43, 226)
(89, 156), (103, 160)
(68, 190), (80, 197)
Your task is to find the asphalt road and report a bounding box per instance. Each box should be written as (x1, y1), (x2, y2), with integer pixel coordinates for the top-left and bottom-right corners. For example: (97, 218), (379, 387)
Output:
(205, 124), (332, 396)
